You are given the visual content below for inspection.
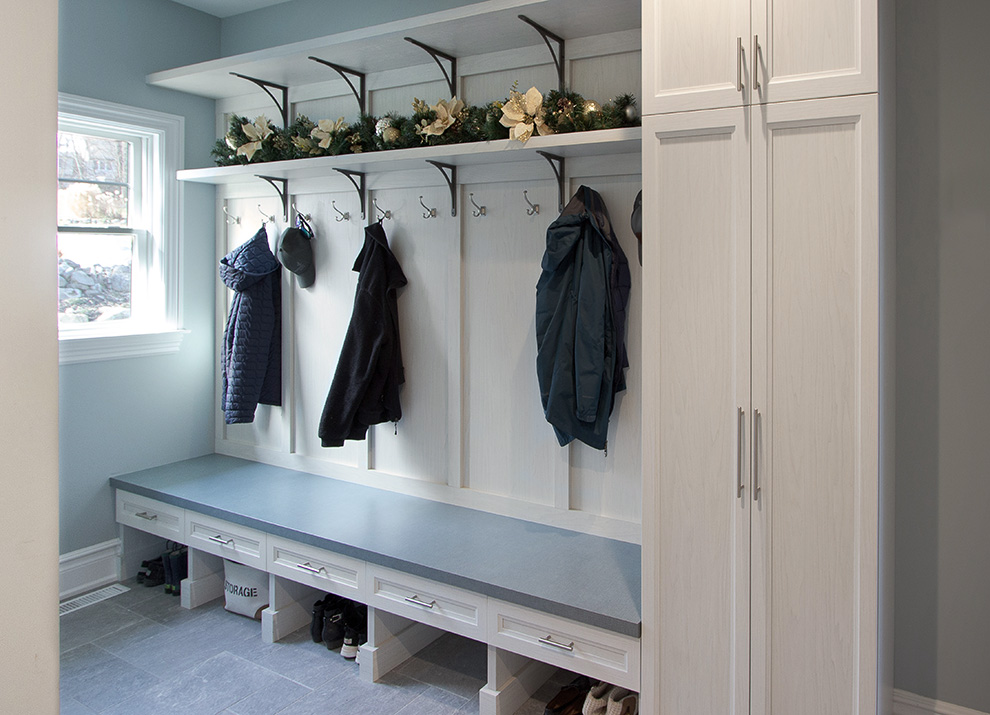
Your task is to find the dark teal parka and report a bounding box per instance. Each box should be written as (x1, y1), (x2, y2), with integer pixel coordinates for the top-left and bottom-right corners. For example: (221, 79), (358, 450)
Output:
(535, 186), (631, 451)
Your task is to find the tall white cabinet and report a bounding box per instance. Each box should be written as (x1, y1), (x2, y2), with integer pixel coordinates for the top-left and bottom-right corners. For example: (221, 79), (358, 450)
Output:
(641, 0), (892, 712)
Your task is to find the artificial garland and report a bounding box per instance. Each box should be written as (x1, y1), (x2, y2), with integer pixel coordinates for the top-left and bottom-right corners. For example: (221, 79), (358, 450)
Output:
(211, 86), (639, 167)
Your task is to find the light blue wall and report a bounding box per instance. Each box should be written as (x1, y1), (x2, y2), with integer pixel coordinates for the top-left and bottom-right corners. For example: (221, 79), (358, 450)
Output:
(57, 0), (221, 553)
(219, 0), (479, 56)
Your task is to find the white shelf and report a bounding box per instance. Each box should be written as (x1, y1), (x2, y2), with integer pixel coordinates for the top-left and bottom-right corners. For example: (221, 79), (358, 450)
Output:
(147, 0), (640, 99)
(176, 127), (641, 185)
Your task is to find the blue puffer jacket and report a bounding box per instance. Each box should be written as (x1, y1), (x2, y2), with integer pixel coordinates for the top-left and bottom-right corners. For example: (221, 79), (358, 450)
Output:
(536, 186), (630, 451)
(220, 226), (281, 424)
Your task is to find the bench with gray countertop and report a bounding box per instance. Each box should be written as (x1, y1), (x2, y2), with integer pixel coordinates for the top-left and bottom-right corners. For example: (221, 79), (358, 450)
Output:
(111, 454), (641, 714)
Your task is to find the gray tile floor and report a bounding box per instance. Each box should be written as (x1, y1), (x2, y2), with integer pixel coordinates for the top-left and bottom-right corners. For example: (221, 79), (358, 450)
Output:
(60, 581), (573, 714)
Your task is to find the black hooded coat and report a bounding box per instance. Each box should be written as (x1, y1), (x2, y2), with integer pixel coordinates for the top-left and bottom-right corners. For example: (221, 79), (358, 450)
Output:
(319, 222), (407, 447)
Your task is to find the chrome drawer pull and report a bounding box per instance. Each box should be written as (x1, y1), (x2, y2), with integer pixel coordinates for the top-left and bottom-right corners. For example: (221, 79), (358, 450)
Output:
(405, 595), (437, 609)
(135, 511), (158, 521)
(297, 562), (328, 575)
(208, 535), (234, 546)
(538, 635), (575, 652)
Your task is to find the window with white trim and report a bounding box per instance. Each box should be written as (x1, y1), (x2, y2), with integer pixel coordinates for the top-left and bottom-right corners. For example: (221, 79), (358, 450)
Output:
(57, 94), (185, 363)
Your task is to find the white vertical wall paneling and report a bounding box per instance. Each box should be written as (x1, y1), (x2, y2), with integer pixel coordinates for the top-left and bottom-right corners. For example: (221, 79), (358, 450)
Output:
(290, 190), (366, 469)
(570, 53), (643, 107)
(566, 174), (643, 524)
(371, 81), (449, 117)
(461, 67), (558, 110)
(461, 180), (558, 506)
(294, 94), (364, 128)
(370, 187), (452, 485)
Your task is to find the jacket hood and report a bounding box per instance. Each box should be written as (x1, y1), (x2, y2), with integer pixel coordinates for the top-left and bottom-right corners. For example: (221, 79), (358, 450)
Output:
(220, 227), (280, 292)
(541, 187), (596, 272)
(355, 222), (408, 290)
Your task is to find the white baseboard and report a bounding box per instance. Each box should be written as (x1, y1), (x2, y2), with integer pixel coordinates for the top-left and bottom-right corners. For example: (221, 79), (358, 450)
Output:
(895, 689), (990, 715)
(59, 539), (121, 600)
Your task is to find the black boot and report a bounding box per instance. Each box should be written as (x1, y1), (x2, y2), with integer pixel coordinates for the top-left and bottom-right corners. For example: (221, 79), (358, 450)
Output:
(171, 547), (187, 596)
(161, 549), (174, 594)
(322, 596), (347, 650)
(310, 596), (328, 643)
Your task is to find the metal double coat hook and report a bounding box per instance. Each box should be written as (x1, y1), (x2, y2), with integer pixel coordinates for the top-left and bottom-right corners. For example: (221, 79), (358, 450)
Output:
(469, 193), (486, 217)
(419, 196), (437, 219)
(523, 190), (540, 216)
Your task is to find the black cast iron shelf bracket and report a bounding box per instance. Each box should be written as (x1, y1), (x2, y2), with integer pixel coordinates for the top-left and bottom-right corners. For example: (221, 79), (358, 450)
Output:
(426, 160), (458, 217)
(519, 15), (565, 93)
(404, 37), (458, 97)
(255, 175), (289, 222)
(308, 57), (367, 115)
(536, 151), (566, 213)
(230, 72), (290, 128)
(333, 168), (367, 220)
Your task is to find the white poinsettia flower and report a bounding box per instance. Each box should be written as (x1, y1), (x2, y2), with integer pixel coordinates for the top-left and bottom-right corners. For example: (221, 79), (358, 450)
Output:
(242, 117), (273, 143)
(311, 117), (345, 149)
(417, 97), (465, 137)
(524, 86), (543, 115)
(236, 141), (262, 160)
(499, 87), (549, 144)
(235, 117), (275, 161)
(510, 122), (535, 143)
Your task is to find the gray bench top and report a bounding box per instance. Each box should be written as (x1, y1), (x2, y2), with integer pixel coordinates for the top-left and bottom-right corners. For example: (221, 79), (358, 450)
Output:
(110, 454), (641, 637)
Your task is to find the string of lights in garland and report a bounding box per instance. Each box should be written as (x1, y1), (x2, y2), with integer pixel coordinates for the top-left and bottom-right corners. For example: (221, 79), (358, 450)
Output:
(210, 86), (639, 166)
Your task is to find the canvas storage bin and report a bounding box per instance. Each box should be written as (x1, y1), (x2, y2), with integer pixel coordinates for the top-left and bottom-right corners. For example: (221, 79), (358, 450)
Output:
(223, 558), (269, 619)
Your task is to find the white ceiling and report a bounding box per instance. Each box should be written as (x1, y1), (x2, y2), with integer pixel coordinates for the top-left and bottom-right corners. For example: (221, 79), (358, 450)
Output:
(171, 0), (294, 19)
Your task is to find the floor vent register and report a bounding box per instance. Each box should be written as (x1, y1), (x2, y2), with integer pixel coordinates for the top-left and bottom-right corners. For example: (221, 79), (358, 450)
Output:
(59, 583), (130, 616)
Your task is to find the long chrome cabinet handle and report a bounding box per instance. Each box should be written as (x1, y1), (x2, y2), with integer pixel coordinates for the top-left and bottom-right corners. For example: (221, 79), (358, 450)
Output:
(753, 409), (761, 500)
(737, 407), (745, 498)
(135, 511), (158, 521)
(736, 37), (744, 92)
(208, 534), (234, 546)
(538, 635), (575, 652)
(404, 595), (436, 609)
(752, 35), (761, 92)
(297, 562), (327, 575)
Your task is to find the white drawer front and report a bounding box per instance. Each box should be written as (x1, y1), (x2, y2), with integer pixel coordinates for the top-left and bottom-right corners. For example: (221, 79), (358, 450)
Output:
(116, 491), (184, 542)
(488, 599), (640, 691)
(185, 512), (267, 569)
(268, 536), (365, 599)
(367, 565), (486, 641)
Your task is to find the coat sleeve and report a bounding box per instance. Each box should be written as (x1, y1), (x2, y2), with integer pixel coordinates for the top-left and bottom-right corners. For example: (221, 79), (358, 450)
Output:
(572, 239), (608, 423)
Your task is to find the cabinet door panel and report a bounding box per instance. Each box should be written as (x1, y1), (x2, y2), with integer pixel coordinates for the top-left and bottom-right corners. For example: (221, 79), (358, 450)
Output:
(641, 108), (751, 715)
(751, 96), (879, 715)
(754, 0), (877, 103)
(642, 0), (749, 114)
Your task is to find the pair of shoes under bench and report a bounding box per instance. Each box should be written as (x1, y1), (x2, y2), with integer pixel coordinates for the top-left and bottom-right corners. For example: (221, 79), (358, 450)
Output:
(582, 681), (639, 715)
